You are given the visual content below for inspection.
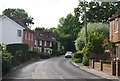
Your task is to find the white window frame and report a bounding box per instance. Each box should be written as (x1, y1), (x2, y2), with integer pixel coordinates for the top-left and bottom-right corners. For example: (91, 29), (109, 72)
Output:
(25, 31), (27, 39)
(40, 40), (42, 46)
(31, 34), (33, 41)
(115, 18), (119, 33)
(35, 39), (37, 47)
(17, 30), (22, 37)
(28, 32), (30, 40)
(50, 42), (52, 47)
(44, 41), (47, 46)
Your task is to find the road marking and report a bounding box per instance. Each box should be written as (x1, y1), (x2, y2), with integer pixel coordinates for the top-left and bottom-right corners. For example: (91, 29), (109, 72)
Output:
(51, 69), (65, 80)
(59, 77), (64, 79)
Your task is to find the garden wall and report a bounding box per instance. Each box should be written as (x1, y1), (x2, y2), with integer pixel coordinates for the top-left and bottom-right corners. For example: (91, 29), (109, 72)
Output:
(89, 59), (120, 76)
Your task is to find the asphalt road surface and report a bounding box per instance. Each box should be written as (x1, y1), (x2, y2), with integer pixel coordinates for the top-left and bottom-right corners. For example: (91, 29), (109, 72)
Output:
(3, 56), (118, 81)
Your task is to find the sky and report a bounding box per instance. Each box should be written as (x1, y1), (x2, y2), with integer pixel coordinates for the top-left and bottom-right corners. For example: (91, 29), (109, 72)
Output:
(0, 0), (82, 29)
(1, 0), (119, 29)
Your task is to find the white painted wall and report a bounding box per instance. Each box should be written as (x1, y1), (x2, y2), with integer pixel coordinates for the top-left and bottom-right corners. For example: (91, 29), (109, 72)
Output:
(0, 16), (24, 44)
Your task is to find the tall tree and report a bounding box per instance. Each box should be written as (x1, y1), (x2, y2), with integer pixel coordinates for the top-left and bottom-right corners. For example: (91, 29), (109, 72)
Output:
(2, 8), (34, 27)
(74, 1), (120, 23)
(56, 13), (82, 52)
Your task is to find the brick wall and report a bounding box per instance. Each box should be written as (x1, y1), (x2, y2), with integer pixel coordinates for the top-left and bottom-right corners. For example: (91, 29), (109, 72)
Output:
(94, 62), (101, 71)
(102, 63), (111, 75)
(89, 60), (120, 76)
(23, 30), (34, 50)
(110, 17), (120, 42)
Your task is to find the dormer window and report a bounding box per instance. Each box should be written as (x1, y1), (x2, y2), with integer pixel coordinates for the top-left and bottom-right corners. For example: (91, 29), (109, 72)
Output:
(115, 18), (118, 32)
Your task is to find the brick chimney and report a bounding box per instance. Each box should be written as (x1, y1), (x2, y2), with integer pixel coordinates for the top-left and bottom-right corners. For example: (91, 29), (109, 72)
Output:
(4, 9), (11, 17)
(35, 27), (41, 36)
(44, 30), (52, 38)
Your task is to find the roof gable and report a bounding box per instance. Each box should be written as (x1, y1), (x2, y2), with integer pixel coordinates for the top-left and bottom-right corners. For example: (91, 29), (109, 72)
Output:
(0, 15), (25, 29)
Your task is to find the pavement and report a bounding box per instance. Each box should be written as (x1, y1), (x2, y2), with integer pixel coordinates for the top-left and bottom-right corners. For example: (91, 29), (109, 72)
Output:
(70, 60), (119, 80)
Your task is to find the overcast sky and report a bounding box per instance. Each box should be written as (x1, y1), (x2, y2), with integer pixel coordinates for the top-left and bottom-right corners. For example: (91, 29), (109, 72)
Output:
(1, 0), (119, 29)
(0, 0), (82, 29)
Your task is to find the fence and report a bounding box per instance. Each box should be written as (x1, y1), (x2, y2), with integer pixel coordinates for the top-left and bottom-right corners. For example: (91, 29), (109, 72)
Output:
(89, 59), (120, 76)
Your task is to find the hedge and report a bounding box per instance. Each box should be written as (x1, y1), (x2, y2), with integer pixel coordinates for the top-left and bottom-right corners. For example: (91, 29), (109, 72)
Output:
(6, 43), (29, 55)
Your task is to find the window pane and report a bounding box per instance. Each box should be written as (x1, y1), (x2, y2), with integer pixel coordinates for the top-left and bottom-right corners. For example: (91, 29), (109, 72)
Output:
(17, 30), (21, 37)
(115, 19), (118, 32)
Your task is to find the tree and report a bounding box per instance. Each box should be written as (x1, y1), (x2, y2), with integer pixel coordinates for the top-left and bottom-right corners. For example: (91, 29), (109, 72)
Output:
(75, 23), (109, 51)
(2, 8), (34, 27)
(87, 32), (104, 54)
(56, 13), (82, 52)
(74, 1), (120, 23)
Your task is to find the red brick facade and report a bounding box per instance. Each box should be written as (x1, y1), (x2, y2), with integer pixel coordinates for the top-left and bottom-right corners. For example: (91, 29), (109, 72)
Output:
(110, 9), (120, 60)
(110, 18), (120, 42)
(23, 30), (34, 50)
(34, 28), (57, 54)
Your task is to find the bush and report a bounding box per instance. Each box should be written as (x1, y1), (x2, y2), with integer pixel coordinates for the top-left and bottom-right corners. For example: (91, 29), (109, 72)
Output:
(27, 50), (38, 57)
(75, 23), (109, 51)
(82, 55), (89, 66)
(73, 58), (82, 63)
(38, 52), (50, 59)
(1, 51), (13, 74)
(72, 51), (83, 59)
(6, 43), (29, 55)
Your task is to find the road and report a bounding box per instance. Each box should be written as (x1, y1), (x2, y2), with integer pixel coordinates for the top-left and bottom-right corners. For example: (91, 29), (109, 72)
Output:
(3, 56), (118, 81)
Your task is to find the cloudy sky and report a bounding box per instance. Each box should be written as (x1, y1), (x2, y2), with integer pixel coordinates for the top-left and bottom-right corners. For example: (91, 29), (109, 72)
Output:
(0, 0), (82, 29)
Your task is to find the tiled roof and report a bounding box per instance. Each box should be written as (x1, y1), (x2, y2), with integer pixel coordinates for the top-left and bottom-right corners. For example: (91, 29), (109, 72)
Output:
(13, 19), (33, 32)
(34, 35), (57, 42)
(109, 9), (120, 21)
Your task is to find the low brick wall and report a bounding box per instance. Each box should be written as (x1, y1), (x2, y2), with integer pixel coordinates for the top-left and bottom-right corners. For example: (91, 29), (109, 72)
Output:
(89, 59), (120, 76)
(94, 62), (101, 71)
(103, 63), (111, 75)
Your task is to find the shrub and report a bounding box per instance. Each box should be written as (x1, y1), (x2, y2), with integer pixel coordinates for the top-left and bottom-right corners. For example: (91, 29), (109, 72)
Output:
(6, 43), (29, 55)
(82, 55), (89, 66)
(75, 23), (109, 51)
(73, 58), (82, 63)
(38, 52), (50, 59)
(72, 51), (83, 59)
(1, 51), (13, 74)
(15, 50), (24, 57)
(27, 50), (38, 57)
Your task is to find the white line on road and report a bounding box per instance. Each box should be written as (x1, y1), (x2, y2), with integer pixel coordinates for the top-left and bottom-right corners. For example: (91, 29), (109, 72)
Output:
(51, 69), (65, 80)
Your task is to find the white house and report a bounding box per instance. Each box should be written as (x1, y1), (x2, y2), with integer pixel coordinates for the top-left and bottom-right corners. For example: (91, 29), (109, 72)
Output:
(0, 15), (24, 44)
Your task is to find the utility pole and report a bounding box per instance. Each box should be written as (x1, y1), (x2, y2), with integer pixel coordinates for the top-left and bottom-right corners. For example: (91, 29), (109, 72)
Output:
(83, 0), (88, 45)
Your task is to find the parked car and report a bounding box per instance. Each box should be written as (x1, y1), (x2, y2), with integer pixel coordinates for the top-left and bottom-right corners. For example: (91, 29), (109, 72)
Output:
(65, 51), (72, 58)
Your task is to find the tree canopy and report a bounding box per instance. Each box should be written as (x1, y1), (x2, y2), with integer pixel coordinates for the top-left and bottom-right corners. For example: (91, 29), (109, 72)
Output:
(2, 8), (34, 27)
(75, 23), (109, 51)
(74, 1), (120, 23)
(54, 13), (82, 52)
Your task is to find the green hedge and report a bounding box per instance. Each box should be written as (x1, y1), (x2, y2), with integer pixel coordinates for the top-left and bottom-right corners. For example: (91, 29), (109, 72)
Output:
(72, 51), (83, 59)
(38, 52), (50, 59)
(1, 51), (13, 75)
(6, 43), (29, 55)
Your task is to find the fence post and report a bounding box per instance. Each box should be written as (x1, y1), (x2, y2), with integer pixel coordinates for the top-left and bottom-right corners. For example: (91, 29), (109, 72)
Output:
(92, 59), (94, 69)
(111, 61), (113, 75)
(116, 60), (120, 76)
(100, 60), (103, 71)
